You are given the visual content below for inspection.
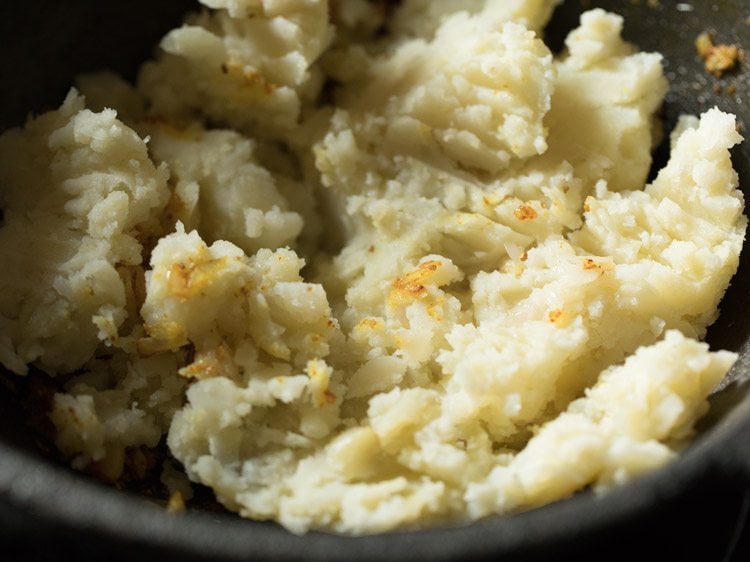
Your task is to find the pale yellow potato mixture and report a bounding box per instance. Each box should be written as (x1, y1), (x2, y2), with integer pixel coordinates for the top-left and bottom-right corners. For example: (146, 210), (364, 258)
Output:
(0, 0), (746, 534)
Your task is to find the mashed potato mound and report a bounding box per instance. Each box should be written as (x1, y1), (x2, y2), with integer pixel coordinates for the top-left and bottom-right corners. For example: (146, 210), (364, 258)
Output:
(0, 1), (746, 536)
(0, 91), (169, 374)
(139, 0), (334, 135)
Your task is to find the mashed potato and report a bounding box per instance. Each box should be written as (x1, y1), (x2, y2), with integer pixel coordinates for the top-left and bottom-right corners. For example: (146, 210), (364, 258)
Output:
(0, 1), (746, 535)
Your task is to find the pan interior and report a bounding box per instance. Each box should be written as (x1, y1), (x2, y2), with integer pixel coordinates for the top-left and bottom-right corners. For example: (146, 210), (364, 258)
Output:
(0, 0), (749, 558)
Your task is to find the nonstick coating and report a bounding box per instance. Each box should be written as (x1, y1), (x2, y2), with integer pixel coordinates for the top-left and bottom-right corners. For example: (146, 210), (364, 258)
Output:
(1, 1), (750, 561)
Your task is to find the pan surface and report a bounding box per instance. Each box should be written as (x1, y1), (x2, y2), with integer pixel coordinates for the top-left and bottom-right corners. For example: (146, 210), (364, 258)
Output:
(1, 1), (750, 560)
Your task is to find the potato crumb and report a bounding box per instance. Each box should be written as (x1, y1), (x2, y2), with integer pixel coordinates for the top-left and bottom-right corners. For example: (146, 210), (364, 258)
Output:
(167, 491), (186, 514)
(696, 32), (741, 78)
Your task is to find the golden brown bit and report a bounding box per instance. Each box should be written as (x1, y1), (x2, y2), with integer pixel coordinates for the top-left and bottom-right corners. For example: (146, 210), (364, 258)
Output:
(326, 319), (335, 328)
(167, 256), (228, 302)
(581, 258), (613, 276)
(323, 390), (337, 404)
(696, 32), (741, 78)
(695, 32), (714, 59)
(727, 84), (737, 95)
(706, 45), (741, 77)
(167, 491), (186, 514)
(368, 245), (375, 253)
(223, 60), (278, 94)
(393, 281), (426, 301)
(137, 321), (188, 356)
(583, 198), (592, 213)
(514, 204), (538, 221)
(358, 318), (382, 329)
(389, 260), (442, 306)
(548, 309), (564, 326)
(519, 251), (528, 262)
(179, 343), (236, 380)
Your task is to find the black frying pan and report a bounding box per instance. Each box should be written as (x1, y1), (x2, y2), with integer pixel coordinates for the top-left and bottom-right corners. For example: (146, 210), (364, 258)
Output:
(1, 1), (749, 560)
